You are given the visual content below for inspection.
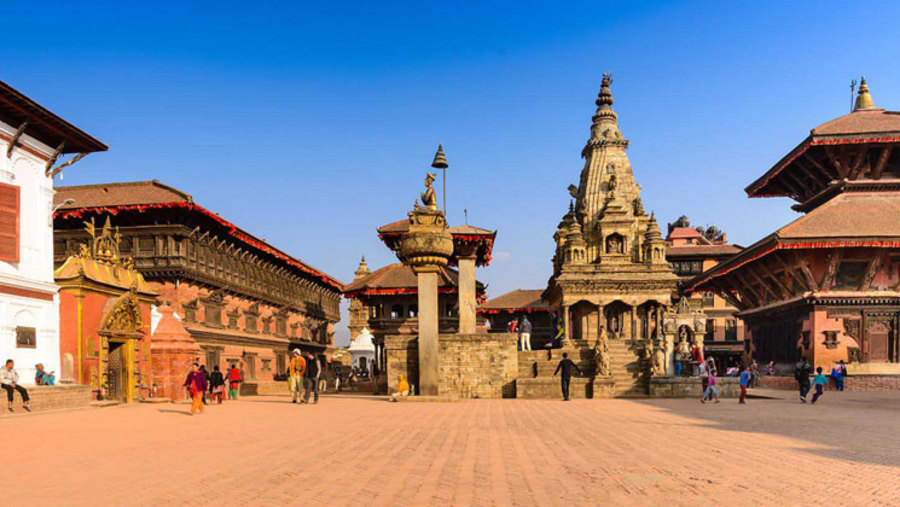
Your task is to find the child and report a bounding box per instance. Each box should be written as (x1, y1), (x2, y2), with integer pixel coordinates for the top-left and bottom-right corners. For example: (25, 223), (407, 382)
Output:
(701, 367), (720, 404)
(34, 363), (56, 386)
(811, 366), (828, 404)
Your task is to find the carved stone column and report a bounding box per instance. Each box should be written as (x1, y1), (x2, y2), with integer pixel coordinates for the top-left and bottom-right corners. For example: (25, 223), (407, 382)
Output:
(562, 305), (571, 347)
(456, 249), (477, 335)
(399, 205), (453, 396)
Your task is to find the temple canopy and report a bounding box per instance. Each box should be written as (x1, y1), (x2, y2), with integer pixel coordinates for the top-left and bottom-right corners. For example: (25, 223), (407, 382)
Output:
(376, 219), (496, 267)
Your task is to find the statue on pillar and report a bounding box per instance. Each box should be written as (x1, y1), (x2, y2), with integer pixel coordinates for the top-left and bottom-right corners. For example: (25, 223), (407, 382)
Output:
(420, 172), (438, 210)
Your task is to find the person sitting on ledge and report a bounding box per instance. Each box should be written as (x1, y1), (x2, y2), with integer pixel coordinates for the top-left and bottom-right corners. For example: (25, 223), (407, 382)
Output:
(34, 363), (56, 386)
(1, 359), (31, 412)
(391, 374), (410, 402)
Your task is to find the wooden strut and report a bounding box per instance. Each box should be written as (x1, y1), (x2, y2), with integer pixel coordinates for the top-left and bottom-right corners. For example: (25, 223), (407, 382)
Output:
(781, 169), (810, 200)
(793, 252), (819, 292)
(731, 270), (763, 306)
(723, 273), (757, 308)
(744, 264), (774, 302)
(6, 121), (28, 158)
(772, 252), (809, 292)
(872, 146), (893, 180)
(44, 142), (65, 174)
(49, 152), (89, 178)
(820, 250), (843, 290)
(860, 251), (883, 292)
(793, 159), (824, 189)
(803, 152), (840, 180)
(756, 260), (792, 299)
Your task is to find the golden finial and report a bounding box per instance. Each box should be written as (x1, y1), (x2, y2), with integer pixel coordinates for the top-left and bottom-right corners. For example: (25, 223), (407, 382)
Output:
(431, 143), (448, 169)
(854, 76), (876, 111)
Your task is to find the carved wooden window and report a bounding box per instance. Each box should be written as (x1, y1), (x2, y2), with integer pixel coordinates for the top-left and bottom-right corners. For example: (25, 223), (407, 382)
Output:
(0, 183), (20, 263)
(834, 262), (867, 290)
(15, 326), (35, 348)
(138, 237), (155, 256)
(226, 309), (239, 329)
(261, 316), (272, 335)
(244, 312), (258, 334)
(823, 331), (839, 349)
(276, 314), (287, 337)
(183, 300), (199, 323)
(244, 354), (257, 380)
(203, 301), (222, 327)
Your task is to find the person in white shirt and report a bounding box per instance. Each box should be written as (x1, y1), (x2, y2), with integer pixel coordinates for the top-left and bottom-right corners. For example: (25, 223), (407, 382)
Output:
(1, 359), (31, 412)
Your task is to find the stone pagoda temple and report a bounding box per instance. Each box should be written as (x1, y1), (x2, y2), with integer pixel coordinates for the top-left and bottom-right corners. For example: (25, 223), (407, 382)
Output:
(536, 73), (679, 397)
(688, 77), (900, 378)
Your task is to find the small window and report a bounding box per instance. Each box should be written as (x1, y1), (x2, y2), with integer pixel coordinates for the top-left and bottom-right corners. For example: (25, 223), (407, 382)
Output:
(16, 326), (35, 348)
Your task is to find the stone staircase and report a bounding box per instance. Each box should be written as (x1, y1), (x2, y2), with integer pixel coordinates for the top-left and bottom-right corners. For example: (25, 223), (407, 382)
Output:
(605, 339), (648, 397)
(514, 339), (649, 398)
(515, 342), (593, 399)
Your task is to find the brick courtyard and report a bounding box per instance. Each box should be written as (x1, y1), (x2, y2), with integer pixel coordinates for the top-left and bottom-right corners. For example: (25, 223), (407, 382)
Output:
(3, 389), (899, 505)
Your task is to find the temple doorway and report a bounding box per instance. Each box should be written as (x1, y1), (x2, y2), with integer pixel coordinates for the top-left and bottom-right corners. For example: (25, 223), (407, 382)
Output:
(865, 318), (894, 362)
(571, 301), (599, 341)
(604, 301), (631, 339)
(638, 301), (663, 340)
(107, 341), (126, 402)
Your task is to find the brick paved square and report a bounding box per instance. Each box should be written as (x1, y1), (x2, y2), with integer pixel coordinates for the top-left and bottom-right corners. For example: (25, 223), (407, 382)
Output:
(2, 390), (898, 505)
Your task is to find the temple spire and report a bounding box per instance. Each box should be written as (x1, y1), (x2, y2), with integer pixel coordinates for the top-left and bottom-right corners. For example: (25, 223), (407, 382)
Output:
(854, 76), (877, 111)
(589, 72), (625, 142)
(353, 255), (371, 280)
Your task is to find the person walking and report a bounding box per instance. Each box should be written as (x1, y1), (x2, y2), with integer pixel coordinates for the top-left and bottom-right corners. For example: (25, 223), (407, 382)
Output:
(333, 363), (343, 392)
(831, 360), (847, 392)
(738, 365), (751, 404)
(794, 358), (813, 403)
(199, 365), (210, 405)
(303, 352), (319, 404)
(225, 363), (242, 400)
(209, 365), (225, 404)
(288, 349), (306, 403)
(1, 359), (30, 412)
(520, 316), (533, 351)
(811, 366), (829, 404)
(699, 359), (710, 401)
(690, 344), (702, 376)
(318, 357), (328, 393)
(184, 363), (207, 415)
(552, 352), (582, 401)
(701, 366), (721, 403)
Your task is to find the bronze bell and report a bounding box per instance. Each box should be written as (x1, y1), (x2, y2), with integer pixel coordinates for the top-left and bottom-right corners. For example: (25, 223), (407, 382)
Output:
(431, 143), (448, 169)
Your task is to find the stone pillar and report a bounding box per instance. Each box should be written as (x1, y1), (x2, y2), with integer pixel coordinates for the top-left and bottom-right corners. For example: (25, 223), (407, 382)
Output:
(562, 305), (571, 346)
(416, 267), (440, 395)
(631, 306), (637, 343)
(457, 254), (477, 334)
(665, 332), (674, 377)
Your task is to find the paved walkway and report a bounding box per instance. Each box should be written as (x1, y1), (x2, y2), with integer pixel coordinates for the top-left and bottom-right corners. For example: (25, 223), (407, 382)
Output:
(2, 389), (899, 505)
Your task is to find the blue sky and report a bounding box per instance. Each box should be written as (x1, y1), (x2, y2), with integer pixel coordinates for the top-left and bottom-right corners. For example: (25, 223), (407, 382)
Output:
(6, 1), (900, 345)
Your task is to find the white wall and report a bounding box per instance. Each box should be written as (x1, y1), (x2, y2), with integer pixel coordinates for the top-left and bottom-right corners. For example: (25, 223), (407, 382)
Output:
(0, 121), (61, 385)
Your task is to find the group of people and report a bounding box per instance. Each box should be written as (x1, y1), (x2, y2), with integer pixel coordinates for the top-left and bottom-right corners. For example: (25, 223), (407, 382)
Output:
(508, 316), (534, 351)
(1, 359), (59, 412)
(288, 349), (327, 404)
(183, 362), (243, 415)
(794, 358), (846, 404)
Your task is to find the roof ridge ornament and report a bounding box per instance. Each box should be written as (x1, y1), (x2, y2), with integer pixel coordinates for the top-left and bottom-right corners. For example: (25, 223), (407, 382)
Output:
(854, 76), (877, 111)
(587, 72), (628, 147)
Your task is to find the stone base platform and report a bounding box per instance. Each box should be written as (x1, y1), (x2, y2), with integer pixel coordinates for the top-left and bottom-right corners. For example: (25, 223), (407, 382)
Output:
(0, 384), (93, 415)
(516, 377), (592, 399)
(395, 394), (461, 403)
(756, 374), (900, 391)
(649, 377), (741, 398)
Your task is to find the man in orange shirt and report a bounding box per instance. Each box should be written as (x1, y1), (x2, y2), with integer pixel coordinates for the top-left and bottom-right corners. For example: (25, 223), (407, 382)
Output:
(288, 349), (306, 403)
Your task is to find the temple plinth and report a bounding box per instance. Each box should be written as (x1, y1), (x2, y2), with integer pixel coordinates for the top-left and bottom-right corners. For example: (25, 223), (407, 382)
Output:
(399, 203), (453, 396)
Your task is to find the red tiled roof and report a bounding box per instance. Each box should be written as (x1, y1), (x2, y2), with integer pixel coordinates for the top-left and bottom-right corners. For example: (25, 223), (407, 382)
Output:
(343, 263), (483, 297)
(53, 180), (343, 291)
(811, 109), (900, 137)
(667, 227), (703, 240)
(666, 244), (743, 257)
(777, 192), (900, 239)
(479, 289), (549, 311)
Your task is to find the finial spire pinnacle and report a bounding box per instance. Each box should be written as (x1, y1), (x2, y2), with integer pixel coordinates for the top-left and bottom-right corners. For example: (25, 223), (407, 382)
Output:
(594, 72), (618, 122)
(854, 76), (877, 111)
(431, 143), (448, 169)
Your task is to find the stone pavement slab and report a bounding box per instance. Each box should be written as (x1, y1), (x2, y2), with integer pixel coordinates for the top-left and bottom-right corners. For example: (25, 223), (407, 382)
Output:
(1, 391), (898, 506)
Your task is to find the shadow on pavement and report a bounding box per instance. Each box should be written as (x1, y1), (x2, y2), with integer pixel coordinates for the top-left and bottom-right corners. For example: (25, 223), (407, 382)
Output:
(630, 389), (900, 467)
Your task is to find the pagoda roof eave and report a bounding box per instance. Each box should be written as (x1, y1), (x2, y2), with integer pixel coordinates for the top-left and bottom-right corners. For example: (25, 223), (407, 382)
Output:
(746, 133), (900, 199)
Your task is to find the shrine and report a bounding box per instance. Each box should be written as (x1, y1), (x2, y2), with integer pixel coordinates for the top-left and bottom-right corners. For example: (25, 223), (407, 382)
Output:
(535, 73), (679, 397)
(55, 218), (157, 402)
(687, 78), (900, 376)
